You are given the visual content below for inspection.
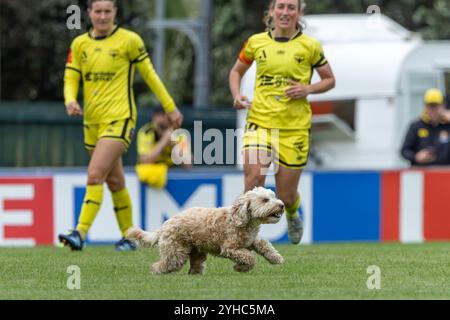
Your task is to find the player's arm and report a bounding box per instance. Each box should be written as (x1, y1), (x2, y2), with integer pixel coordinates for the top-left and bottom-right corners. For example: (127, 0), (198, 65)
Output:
(135, 60), (174, 113)
(136, 61), (183, 128)
(285, 63), (336, 99)
(129, 33), (182, 128)
(64, 44), (83, 117)
(229, 38), (254, 110)
(307, 63), (336, 94)
(229, 59), (253, 110)
(172, 133), (193, 168)
(137, 61), (183, 129)
(286, 41), (336, 99)
(139, 129), (173, 164)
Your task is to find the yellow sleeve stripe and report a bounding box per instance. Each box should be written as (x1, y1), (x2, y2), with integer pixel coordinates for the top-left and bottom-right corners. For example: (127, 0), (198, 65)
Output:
(133, 53), (149, 64)
(313, 58), (328, 69)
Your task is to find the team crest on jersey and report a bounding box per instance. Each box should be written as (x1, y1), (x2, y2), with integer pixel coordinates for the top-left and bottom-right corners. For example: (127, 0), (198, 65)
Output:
(109, 49), (119, 60)
(294, 54), (305, 64)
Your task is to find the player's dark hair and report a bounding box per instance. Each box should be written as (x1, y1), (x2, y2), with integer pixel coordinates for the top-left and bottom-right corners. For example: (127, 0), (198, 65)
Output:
(88, 0), (117, 9)
(264, 0), (306, 32)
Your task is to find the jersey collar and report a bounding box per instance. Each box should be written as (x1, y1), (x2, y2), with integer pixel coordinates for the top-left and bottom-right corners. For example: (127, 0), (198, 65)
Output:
(268, 29), (303, 42)
(88, 25), (120, 41)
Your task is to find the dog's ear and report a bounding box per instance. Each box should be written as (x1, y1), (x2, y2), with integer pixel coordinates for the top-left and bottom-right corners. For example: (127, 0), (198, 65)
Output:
(231, 197), (251, 227)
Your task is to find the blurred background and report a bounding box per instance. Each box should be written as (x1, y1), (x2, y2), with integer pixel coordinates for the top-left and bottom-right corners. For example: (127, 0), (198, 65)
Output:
(1, 0), (449, 168)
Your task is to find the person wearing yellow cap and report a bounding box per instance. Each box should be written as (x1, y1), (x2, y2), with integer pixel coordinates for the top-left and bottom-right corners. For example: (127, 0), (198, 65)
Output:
(136, 106), (192, 189)
(401, 88), (450, 166)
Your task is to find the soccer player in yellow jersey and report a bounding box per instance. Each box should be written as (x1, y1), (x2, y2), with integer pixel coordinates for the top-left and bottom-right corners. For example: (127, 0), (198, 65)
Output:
(229, 0), (335, 244)
(135, 106), (192, 189)
(59, 0), (183, 251)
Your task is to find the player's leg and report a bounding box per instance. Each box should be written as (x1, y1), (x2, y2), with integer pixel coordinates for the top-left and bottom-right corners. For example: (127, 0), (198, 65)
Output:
(59, 139), (125, 250)
(76, 139), (126, 239)
(275, 166), (303, 244)
(243, 124), (272, 192)
(106, 158), (136, 251)
(243, 149), (272, 192)
(274, 129), (310, 244)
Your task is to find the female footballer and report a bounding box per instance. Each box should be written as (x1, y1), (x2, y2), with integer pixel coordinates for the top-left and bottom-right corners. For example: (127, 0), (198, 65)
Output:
(59, 0), (183, 251)
(229, 0), (335, 244)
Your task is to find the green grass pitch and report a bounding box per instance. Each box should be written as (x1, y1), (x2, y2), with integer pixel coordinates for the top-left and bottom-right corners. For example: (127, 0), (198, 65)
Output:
(1, 242), (449, 300)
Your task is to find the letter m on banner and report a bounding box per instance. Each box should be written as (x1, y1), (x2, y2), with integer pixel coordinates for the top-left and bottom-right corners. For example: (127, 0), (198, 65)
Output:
(0, 178), (54, 246)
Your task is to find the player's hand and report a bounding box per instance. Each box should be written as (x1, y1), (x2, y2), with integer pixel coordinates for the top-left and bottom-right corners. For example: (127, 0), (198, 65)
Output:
(285, 80), (310, 99)
(233, 95), (252, 110)
(161, 128), (174, 146)
(66, 101), (83, 117)
(168, 108), (183, 129)
(415, 149), (437, 164)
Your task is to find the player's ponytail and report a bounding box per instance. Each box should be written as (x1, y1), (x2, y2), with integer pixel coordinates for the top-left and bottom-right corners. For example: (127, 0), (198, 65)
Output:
(263, 0), (306, 32)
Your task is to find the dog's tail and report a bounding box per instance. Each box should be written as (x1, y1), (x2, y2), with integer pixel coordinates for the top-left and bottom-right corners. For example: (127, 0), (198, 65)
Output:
(126, 226), (159, 248)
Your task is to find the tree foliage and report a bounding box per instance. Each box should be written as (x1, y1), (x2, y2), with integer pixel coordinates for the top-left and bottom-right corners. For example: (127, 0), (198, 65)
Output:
(0, 0), (154, 101)
(305, 0), (450, 39)
(1, 0), (449, 104)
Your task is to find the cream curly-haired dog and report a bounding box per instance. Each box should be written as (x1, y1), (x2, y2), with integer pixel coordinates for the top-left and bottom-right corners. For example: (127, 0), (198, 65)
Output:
(126, 187), (285, 275)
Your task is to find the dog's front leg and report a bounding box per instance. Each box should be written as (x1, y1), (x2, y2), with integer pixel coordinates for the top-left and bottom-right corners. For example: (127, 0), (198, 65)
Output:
(251, 239), (284, 265)
(221, 248), (256, 272)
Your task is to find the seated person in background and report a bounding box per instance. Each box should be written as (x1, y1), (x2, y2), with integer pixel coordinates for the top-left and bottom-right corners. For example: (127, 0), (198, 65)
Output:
(136, 106), (192, 188)
(401, 88), (450, 166)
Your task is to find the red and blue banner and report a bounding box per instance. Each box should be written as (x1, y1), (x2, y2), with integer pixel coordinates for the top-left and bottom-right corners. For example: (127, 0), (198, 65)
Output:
(0, 169), (450, 246)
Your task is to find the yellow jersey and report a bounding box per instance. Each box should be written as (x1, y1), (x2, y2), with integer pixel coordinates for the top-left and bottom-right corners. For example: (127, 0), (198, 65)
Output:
(137, 123), (173, 165)
(239, 31), (327, 130)
(64, 26), (176, 124)
(137, 122), (190, 166)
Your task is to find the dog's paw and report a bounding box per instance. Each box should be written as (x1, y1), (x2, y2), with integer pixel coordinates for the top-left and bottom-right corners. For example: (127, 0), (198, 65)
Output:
(270, 254), (284, 265)
(151, 263), (164, 275)
(233, 264), (252, 273)
(188, 268), (205, 276)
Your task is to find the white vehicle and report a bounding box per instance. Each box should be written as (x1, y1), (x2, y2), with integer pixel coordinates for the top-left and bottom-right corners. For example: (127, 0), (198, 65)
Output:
(239, 14), (450, 169)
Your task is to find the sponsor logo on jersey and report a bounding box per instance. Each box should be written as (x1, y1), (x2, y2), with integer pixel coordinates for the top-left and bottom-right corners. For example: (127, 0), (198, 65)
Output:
(84, 72), (116, 82)
(257, 50), (267, 65)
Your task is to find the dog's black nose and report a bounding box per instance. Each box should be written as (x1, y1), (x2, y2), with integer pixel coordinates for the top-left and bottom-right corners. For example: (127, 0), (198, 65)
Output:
(279, 203), (285, 211)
